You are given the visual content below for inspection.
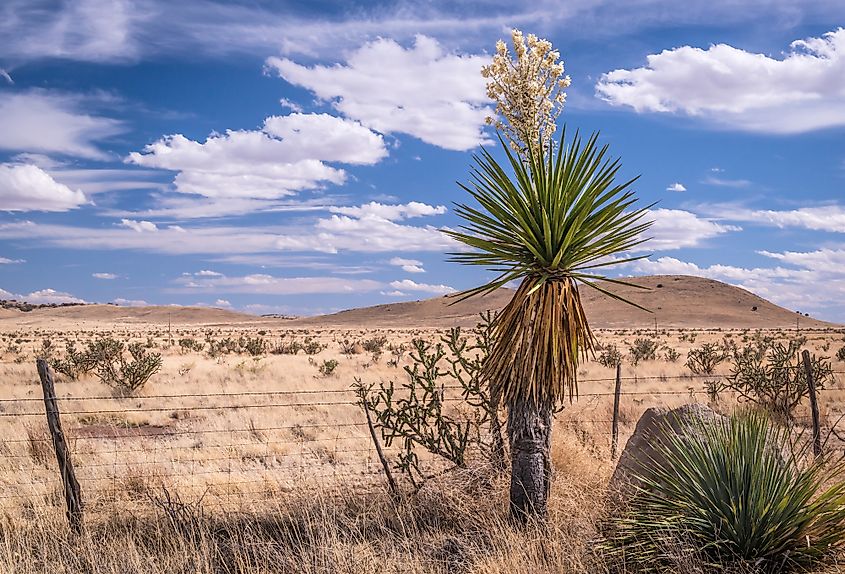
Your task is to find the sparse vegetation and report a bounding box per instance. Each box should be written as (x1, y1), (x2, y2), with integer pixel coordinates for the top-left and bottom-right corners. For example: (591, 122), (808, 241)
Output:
(628, 337), (658, 365)
(725, 340), (833, 422)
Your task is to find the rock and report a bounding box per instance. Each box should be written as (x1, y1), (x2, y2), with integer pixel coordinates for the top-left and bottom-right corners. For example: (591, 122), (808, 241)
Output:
(608, 403), (725, 505)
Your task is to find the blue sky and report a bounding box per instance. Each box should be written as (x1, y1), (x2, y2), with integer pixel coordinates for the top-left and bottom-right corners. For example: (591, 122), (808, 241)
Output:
(0, 1), (844, 320)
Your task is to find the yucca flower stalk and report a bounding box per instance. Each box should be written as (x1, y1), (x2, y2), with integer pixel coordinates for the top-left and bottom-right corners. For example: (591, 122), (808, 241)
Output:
(446, 129), (652, 520)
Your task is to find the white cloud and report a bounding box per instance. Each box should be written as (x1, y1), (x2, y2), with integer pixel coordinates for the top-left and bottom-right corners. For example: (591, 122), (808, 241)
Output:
(0, 91), (123, 159)
(702, 176), (752, 188)
(92, 272), (117, 279)
(643, 208), (740, 251)
(596, 28), (845, 133)
(382, 290), (407, 297)
(388, 279), (455, 295)
(128, 113), (386, 200)
(0, 199), (456, 256)
(278, 98), (303, 113)
(0, 0), (140, 63)
(330, 201), (446, 221)
(707, 204), (845, 233)
(23, 289), (87, 305)
(390, 257), (425, 273)
(759, 247), (845, 268)
(173, 273), (382, 295)
(0, 257), (24, 264)
(119, 219), (158, 232)
(214, 299), (231, 307)
(0, 163), (88, 212)
(195, 270), (223, 277)
(666, 182), (686, 192)
(267, 36), (491, 151)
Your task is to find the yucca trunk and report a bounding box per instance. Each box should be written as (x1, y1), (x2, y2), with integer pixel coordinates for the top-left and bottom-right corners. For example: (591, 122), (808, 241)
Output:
(486, 277), (594, 522)
(508, 396), (552, 521)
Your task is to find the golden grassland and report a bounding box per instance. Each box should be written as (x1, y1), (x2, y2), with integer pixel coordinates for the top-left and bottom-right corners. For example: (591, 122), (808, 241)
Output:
(1, 323), (844, 573)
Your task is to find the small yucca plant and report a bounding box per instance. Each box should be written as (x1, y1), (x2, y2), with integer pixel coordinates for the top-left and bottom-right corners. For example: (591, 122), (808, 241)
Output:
(609, 411), (845, 572)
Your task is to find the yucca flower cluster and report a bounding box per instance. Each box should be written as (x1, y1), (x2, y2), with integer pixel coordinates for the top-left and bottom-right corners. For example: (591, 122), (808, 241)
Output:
(481, 29), (571, 156)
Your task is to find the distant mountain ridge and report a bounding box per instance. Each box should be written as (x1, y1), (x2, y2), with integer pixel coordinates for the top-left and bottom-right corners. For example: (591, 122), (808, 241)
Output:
(0, 276), (838, 329)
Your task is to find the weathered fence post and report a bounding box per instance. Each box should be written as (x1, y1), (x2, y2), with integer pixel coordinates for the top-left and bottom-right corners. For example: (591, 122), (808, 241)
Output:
(36, 359), (84, 533)
(611, 362), (622, 460)
(801, 350), (821, 458)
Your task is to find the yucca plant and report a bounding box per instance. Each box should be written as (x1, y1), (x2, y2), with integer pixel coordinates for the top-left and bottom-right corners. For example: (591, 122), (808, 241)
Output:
(446, 130), (652, 520)
(608, 411), (845, 572)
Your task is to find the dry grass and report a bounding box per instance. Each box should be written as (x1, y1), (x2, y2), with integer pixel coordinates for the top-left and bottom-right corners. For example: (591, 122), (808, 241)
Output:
(0, 323), (843, 572)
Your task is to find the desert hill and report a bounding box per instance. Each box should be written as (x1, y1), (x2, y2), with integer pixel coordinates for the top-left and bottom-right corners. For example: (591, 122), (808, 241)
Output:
(0, 276), (838, 330)
(288, 275), (840, 329)
(0, 304), (271, 328)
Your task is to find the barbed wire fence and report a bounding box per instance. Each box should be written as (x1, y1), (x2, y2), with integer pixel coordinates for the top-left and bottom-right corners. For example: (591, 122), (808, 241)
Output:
(3, 360), (844, 530)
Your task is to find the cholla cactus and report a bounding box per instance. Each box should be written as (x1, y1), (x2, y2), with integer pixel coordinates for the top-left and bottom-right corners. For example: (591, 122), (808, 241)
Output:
(481, 29), (571, 156)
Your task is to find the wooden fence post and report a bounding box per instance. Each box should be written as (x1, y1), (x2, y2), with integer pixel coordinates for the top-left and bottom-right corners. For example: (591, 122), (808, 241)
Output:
(36, 359), (84, 533)
(611, 363), (622, 460)
(801, 350), (821, 459)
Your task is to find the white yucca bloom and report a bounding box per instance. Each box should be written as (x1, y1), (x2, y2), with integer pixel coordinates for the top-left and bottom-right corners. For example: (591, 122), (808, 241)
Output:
(481, 29), (571, 156)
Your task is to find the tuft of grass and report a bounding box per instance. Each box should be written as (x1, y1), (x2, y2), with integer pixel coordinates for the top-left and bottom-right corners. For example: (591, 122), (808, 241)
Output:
(607, 410), (845, 572)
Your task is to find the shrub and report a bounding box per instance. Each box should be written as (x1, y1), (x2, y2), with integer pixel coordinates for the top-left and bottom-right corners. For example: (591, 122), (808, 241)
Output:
(663, 347), (680, 363)
(50, 341), (98, 380)
(726, 340), (832, 422)
(362, 335), (388, 354)
(239, 336), (267, 357)
(178, 337), (204, 353)
(628, 338), (658, 365)
(338, 339), (360, 356)
(596, 344), (623, 368)
(95, 341), (163, 397)
(318, 359), (339, 377)
(607, 411), (845, 572)
(836, 345), (845, 362)
(356, 312), (505, 486)
(685, 343), (726, 376)
(302, 337), (326, 355)
(271, 338), (302, 355)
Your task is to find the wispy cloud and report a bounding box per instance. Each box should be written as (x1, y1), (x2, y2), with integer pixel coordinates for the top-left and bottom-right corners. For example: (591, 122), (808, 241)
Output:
(0, 90), (124, 159)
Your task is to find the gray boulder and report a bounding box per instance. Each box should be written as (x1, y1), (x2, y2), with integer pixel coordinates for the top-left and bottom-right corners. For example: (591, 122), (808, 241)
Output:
(608, 403), (725, 505)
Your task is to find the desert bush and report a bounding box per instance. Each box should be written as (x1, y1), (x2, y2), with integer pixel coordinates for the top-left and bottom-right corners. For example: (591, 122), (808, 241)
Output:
(357, 312), (505, 487)
(239, 336), (267, 357)
(662, 347), (680, 363)
(50, 341), (98, 380)
(207, 336), (239, 357)
(302, 336), (326, 355)
(628, 338), (658, 365)
(338, 339), (360, 356)
(318, 359), (339, 377)
(607, 411), (845, 572)
(94, 340), (163, 396)
(362, 335), (388, 354)
(596, 344), (623, 368)
(726, 340), (832, 422)
(271, 337), (302, 355)
(685, 343), (727, 376)
(836, 345), (845, 362)
(178, 337), (204, 354)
